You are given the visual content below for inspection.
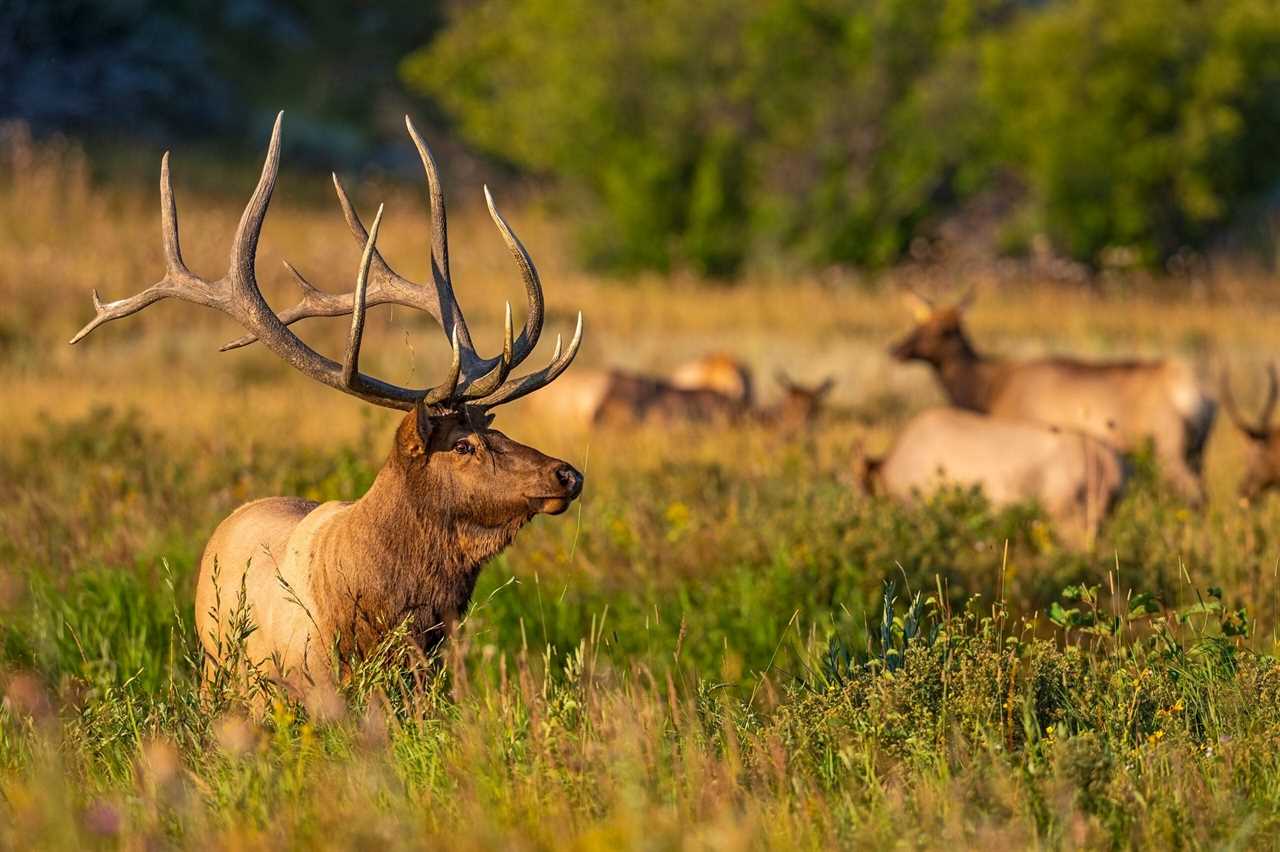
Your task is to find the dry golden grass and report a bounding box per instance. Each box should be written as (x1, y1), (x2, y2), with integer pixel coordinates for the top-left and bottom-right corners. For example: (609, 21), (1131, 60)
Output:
(3, 124), (1277, 502)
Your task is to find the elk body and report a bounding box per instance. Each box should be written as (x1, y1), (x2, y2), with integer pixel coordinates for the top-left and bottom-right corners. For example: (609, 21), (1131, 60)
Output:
(1222, 366), (1280, 501)
(532, 366), (830, 431)
(71, 115), (585, 693)
(670, 352), (754, 405)
(890, 294), (1215, 502)
(862, 408), (1126, 545)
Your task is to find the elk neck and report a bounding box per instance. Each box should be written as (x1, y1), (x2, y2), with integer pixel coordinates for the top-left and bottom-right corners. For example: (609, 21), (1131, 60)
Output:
(308, 443), (528, 658)
(930, 334), (1007, 412)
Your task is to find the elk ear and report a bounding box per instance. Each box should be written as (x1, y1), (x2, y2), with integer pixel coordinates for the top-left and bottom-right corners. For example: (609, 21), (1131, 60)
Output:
(816, 377), (836, 397)
(412, 403), (436, 454)
(903, 291), (933, 322)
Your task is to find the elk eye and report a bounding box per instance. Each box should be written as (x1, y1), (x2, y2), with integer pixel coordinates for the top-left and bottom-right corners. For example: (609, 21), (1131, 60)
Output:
(453, 439), (475, 456)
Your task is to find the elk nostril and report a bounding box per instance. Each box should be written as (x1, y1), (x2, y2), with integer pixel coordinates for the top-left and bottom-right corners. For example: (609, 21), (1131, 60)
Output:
(554, 464), (583, 493)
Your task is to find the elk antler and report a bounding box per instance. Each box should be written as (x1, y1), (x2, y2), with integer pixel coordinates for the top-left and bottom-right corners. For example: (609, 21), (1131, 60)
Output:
(221, 116), (575, 407)
(1221, 365), (1278, 441)
(70, 113), (582, 413)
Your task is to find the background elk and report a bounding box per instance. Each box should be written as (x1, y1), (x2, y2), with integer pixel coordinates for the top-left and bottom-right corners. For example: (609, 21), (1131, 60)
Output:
(1222, 365), (1280, 501)
(670, 352), (755, 405)
(858, 408), (1126, 547)
(70, 114), (585, 694)
(889, 290), (1215, 503)
(532, 365), (831, 431)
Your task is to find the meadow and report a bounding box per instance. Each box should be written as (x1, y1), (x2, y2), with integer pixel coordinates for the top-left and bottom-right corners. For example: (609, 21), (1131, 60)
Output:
(4, 128), (1280, 849)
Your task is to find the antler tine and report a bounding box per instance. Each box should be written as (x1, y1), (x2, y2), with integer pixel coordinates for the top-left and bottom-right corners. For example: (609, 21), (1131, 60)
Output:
(72, 113), (432, 411)
(221, 172), (453, 352)
(423, 327), (464, 405)
(477, 312), (584, 409)
(341, 204), (385, 389)
(403, 116), (468, 348)
(223, 121), (547, 398)
(1262, 363), (1279, 430)
(70, 152), (217, 344)
(457, 302), (516, 400)
(481, 184), (544, 366)
(1221, 368), (1268, 440)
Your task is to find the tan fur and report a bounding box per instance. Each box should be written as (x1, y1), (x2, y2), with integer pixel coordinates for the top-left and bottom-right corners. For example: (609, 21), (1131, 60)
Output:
(195, 409), (582, 694)
(529, 364), (829, 432)
(1237, 431), (1280, 501)
(593, 370), (749, 426)
(1221, 368), (1280, 501)
(526, 369), (614, 425)
(890, 304), (1215, 502)
(670, 353), (755, 405)
(870, 408), (1126, 546)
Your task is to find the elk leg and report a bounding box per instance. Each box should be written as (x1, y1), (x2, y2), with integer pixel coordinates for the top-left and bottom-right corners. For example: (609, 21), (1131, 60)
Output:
(1156, 442), (1206, 506)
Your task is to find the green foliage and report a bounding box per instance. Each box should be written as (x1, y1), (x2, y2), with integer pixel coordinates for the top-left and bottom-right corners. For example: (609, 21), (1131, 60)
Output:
(408, 0), (1280, 274)
(984, 0), (1280, 266)
(406, 0), (1003, 276)
(6, 408), (1280, 845)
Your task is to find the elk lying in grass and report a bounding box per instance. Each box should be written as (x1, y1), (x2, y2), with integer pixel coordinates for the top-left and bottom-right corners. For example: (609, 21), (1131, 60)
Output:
(889, 291), (1215, 503)
(1222, 365), (1280, 501)
(859, 408), (1126, 546)
(71, 114), (584, 694)
(535, 366), (831, 431)
(670, 352), (755, 405)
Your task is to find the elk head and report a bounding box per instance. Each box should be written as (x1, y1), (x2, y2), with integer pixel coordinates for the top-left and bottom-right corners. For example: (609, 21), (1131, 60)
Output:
(1222, 366), (1280, 501)
(888, 288), (977, 366)
(70, 113), (586, 523)
(771, 371), (835, 430)
(394, 407), (583, 524)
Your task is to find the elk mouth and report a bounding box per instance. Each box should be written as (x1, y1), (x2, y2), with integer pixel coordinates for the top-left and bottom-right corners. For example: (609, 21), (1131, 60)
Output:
(526, 463), (583, 514)
(525, 495), (577, 515)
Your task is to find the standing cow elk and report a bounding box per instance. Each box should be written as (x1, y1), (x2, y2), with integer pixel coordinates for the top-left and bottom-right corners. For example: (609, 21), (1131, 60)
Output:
(889, 290), (1215, 503)
(859, 408), (1126, 547)
(1222, 365), (1280, 501)
(70, 114), (585, 694)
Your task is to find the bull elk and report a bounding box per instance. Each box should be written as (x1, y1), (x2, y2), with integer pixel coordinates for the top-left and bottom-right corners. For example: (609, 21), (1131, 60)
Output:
(889, 291), (1215, 503)
(859, 408), (1126, 546)
(1221, 365), (1280, 501)
(70, 114), (585, 693)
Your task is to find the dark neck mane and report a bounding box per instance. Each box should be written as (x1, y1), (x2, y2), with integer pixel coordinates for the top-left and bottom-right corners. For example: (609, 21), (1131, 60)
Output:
(310, 451), (528, 662)
(932, 333), (1007, 412)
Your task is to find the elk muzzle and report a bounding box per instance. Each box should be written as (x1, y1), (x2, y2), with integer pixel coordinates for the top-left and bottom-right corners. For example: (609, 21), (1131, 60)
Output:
(527, 462), (584, 515)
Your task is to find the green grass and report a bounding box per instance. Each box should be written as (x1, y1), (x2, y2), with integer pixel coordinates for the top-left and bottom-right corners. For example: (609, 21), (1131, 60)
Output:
(6, 130), (1280, 848)
(4, 407), (1280, 849)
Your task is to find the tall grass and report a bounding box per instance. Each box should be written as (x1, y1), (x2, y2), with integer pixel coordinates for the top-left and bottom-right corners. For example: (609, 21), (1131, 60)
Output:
(3, 126), (1280, 848)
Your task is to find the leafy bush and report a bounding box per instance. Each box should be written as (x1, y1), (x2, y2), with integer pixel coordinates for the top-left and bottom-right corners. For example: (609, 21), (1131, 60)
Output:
(405, 0), (1003, 276)
(408, 0), (1280, 274)
(983, 0), (1280, 266)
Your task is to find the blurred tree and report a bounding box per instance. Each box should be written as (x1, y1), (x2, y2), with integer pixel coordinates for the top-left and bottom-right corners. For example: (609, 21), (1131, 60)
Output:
(1, 0), (445, 159)
(984, 0), (1280, 266)
(406, 0), (1007, 276)
(0, 0), (233, 135)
